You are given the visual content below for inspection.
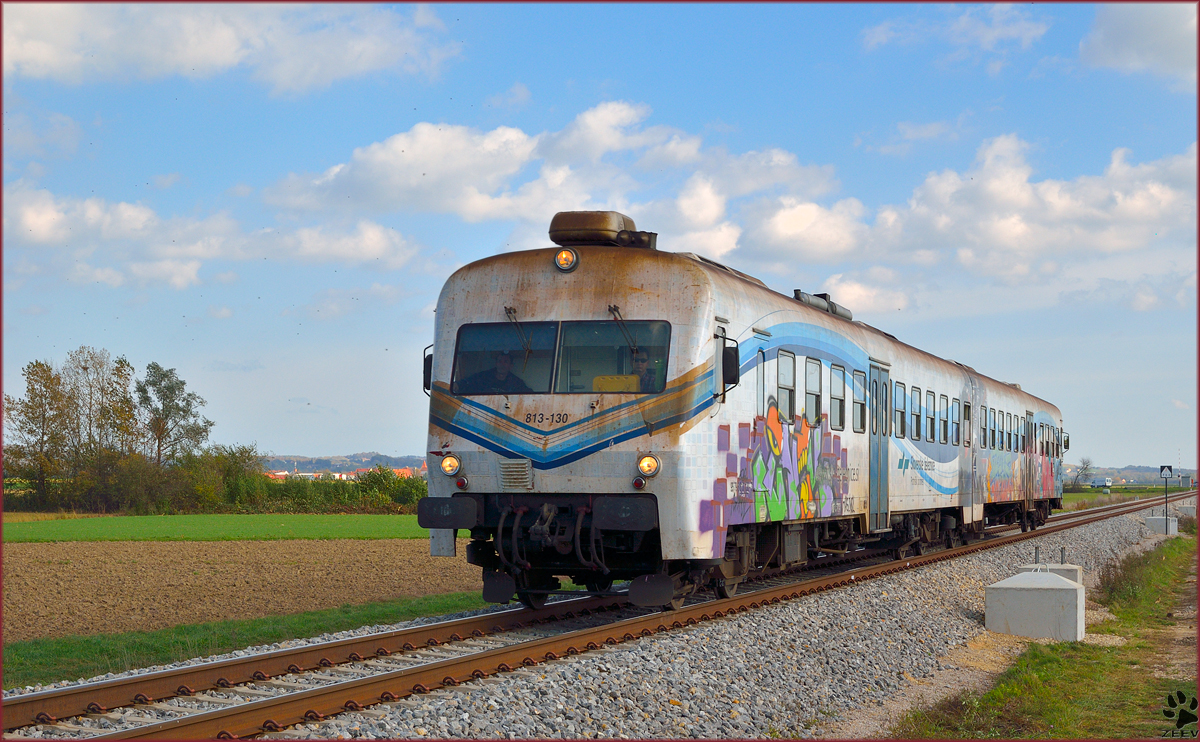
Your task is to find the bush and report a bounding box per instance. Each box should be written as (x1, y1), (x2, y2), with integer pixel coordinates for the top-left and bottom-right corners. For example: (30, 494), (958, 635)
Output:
(1178, 514), (1197, 535)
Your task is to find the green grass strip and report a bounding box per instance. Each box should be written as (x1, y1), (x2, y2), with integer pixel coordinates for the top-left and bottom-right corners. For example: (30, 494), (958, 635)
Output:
(3, 592), (489, 691)
(891, 535), (1198, 739)
(3, 513), (429, 543)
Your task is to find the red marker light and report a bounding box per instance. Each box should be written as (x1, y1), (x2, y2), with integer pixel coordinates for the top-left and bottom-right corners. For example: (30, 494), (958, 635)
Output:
(632, 476), (646, 490)
(455, 477), (469, 490)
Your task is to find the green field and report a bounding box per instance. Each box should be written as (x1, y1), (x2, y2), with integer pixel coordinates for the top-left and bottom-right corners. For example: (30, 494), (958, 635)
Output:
(3, 592), (490, 691)
(2, 513), (428, 543)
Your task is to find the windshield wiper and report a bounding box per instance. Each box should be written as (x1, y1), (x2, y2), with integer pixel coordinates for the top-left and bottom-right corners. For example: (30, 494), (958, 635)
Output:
(607, 305), (639, 354)
(504, 306), (534, 369)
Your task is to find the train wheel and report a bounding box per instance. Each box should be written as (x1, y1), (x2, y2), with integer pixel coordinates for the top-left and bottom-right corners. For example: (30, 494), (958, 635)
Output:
(1019, 512), (1029, 533)
(585, 578), (613, 593)
(912, 540), (926, 556)
(517, 591), (547, 610)
(714, 578), (739, 599)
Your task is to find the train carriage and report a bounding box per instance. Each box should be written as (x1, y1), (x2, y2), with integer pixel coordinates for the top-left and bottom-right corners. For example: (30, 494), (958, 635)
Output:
(418, 211), (1067, 610)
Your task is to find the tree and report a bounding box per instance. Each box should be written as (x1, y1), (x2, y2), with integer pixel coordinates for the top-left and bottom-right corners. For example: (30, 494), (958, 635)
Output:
(135, 362), (214, 466)
(1072, 456), (1094, 487)
(59, 346), (140, 509)
(3, 360), (70, 499)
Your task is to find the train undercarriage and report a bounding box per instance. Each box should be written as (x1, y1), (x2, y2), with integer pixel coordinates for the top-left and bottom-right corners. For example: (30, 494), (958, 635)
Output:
(427, 492), (1061, 610)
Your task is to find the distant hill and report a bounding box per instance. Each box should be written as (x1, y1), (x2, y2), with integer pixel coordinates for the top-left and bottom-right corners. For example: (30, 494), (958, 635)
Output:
(1063, 463), (1195, 485)
(261, 452), (426, 473)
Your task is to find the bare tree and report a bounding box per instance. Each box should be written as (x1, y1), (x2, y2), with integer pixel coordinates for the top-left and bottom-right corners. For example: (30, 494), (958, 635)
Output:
(1072, 456), (1094, 487)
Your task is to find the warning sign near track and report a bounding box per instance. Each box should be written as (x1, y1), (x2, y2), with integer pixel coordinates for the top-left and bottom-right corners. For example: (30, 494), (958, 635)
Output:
(1161, 465), (1174, 478)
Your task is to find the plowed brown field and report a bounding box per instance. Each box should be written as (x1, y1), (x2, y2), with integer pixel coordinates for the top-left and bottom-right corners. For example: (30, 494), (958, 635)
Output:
(2, 539), (481, 644)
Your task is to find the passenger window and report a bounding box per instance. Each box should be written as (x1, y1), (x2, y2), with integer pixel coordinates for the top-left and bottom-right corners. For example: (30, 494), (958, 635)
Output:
(894, 382), (906, 438)
(1006, 413), (1013, 451)
(881, 377), (889, 436)
(980, 406), (987, 448)
(870, 380), (878, 435)
(778, 351), (795, 423)
(963, 403), (971, 447)
(939, 395), (949, 444)
(1020, 416), (1026, 453)
(852, 370), (866, 433)
(951, 398), (960, 446)
(911, 387), (921, 440)
(989, 408), (996, 449)
(805, 358), (822, 426)
(926, 391), (935, 442)
(830, 365), (846, 431)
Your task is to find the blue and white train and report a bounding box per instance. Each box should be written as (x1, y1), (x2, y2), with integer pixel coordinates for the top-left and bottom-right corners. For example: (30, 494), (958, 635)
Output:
(417, 211), (1067, 609)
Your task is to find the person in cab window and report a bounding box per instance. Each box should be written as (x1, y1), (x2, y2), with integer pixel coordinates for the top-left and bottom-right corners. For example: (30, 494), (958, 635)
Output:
(460, 351), (532, 394)
(632, 349), (656, 393)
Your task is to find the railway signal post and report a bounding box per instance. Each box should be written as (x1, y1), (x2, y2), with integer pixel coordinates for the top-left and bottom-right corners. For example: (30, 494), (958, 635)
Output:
(1160, 465), (1173, 516)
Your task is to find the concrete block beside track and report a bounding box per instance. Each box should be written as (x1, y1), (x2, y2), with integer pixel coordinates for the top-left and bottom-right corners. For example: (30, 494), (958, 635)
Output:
(1017, 562), (1083, 584)
(1178, 505), (1195, 518)
(985, 571), (1085, 642)
(1147, 516), (1178, 535)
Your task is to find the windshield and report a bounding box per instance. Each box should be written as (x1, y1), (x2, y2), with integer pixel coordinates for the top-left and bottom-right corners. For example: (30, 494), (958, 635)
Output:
(555, 321), (670, 394)
(450, 320), (671, 395)
(452, 322), (558, 394)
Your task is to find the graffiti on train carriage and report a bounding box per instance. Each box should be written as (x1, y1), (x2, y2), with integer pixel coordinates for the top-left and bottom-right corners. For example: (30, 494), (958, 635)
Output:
(702, 397), (857, 557)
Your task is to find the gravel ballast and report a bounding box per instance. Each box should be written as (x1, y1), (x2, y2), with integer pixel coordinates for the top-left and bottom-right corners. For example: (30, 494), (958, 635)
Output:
(292, 509), (1172, 739)
(5, 503), (1189, 739)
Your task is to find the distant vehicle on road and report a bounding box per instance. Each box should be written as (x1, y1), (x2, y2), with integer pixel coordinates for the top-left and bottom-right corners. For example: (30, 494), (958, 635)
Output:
(1092, 477), (1113, 488)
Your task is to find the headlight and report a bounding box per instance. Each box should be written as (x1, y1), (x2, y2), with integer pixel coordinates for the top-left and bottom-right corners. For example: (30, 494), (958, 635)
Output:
(637, 454), (660, 477)
(440, 455), (461, 476)
(554, 248), (579, 272)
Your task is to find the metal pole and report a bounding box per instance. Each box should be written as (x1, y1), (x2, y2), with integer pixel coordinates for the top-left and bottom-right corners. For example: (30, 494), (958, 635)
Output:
(1165, 475), (1169, 517)
(1060, 546), (1066, 564)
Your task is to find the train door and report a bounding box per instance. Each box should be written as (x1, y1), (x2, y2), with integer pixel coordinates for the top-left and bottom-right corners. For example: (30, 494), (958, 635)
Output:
(869, 365), (890, 532)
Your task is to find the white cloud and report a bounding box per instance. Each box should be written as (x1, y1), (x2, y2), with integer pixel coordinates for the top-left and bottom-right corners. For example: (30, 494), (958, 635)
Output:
(4, 111), (81, 159)
(263, 101), (836, 233)
(822, 273), (910, 313)
(154, 173), (181, 189)
(280, 221), (417, 269)
(1174, 399), (1190, 410)
(872, 135), (1197, 280)
(748, 197), (869, 263)
(129, 259), (202, 289)
(1080, 4), (1197, 87)
(486, 82), (531, 109)
(671, 222), (742, 261)
(862, 5), (1049, 71)
(1130, 285), (1161, 311)
(208, 306), (233, 319)
(1, 4), (461, 93)
(3, 181), (426, 289)
(265, 122), (539, 215)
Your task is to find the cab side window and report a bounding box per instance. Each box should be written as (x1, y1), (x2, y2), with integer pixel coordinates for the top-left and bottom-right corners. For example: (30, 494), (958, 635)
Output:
(963, 403), (971, 447)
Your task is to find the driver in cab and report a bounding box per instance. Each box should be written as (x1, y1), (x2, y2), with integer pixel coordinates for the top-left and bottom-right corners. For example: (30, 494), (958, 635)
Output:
(458, 350), (532, 394)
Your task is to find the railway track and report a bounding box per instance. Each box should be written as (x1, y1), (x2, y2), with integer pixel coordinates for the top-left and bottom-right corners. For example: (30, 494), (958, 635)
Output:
(4, 491), (1192, 740)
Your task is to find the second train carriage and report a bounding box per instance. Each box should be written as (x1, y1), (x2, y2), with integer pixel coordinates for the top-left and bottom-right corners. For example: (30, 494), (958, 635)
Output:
(418, 211), (1067, 609)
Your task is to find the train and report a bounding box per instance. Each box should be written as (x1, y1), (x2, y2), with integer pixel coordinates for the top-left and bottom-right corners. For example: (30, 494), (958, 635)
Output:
(417, 211), (1067, 610)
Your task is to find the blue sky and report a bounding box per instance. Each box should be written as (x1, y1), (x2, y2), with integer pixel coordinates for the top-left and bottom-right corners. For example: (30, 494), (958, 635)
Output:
(3, 3), (1196, 468)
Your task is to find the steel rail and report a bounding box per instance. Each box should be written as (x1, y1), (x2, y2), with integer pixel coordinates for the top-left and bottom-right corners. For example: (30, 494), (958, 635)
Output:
(0, 595), (624, 730)
(69, 490), (1194, 740)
